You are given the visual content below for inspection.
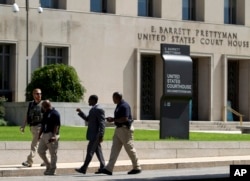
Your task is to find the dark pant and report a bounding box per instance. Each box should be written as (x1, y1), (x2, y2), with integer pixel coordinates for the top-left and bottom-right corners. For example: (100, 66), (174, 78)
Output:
(81, 138), (105, 171)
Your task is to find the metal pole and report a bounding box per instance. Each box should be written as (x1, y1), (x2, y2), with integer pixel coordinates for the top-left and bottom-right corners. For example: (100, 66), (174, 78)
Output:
(26, 0), (29, 87)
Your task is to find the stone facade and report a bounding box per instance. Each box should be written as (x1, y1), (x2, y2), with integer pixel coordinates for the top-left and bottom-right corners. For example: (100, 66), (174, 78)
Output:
(1, 0), (250, 122)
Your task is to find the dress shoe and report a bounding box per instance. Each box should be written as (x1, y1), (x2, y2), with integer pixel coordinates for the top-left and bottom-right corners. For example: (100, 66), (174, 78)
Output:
(127, 169), (142, 174)
(94, 168), (103, 174)
(22, 161), (32, 167)
(44, 168), (56, 175)
(101, 168), (112, 175)
(44, 170), (56, 175)
(75, 168), (86, 174)
(94, 170), (102, 174)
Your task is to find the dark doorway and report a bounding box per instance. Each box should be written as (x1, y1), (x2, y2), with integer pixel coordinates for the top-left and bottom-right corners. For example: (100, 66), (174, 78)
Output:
(227, 60), (239, 121)
(0, 44), (12, 101)
(140, 55), (155, 120)
(191, 58), (198, 120)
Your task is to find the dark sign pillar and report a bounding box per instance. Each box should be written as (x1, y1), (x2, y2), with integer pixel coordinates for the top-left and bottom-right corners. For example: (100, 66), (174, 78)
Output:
(160, 44), (192, 139)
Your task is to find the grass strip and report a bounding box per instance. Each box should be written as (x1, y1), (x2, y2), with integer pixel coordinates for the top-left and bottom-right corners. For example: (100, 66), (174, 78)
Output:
(0, 126), (250, 141)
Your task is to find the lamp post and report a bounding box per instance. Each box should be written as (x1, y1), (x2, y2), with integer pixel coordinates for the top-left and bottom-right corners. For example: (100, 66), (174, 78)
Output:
(13, 1), (43, 87)
(25, 0), (29, 87)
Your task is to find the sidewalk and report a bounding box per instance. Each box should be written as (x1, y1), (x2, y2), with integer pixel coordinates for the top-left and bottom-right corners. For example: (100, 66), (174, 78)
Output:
(1, 129), (250, 178)
(1, 155), (250, 177)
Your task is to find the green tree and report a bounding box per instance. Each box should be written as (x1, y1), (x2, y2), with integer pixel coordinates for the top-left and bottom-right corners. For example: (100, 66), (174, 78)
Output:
(26, 64), (86, 102)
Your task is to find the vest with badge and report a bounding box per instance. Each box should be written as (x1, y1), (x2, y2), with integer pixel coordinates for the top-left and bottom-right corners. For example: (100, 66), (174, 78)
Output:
(27, 101), (43, 125)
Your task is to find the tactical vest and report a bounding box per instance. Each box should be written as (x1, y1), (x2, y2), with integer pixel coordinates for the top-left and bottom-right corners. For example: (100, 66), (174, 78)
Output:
(27, 101), (43, 125)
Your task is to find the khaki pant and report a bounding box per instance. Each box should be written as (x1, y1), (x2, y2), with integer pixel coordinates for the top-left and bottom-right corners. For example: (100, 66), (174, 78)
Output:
(27, 125), (41, 164)
(105, 126), (141, 172)
(38, 132), (59, 171)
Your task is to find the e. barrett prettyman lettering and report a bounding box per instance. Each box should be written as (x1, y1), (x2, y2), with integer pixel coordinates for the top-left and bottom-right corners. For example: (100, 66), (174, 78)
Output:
(138, 25), (250, 49)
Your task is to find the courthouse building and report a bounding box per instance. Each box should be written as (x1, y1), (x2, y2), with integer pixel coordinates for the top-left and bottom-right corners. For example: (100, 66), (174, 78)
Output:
(0, 0), (250, 122)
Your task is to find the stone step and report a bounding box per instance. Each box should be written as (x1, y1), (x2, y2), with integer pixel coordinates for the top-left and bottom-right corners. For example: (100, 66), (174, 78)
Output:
(132, 120), (250, 131)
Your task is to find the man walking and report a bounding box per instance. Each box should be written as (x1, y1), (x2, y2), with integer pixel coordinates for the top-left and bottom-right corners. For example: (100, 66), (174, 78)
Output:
(38, 100), (61, 175)
(20, 88), (44, 167)
(102, 92), (141, 175)
(75, 95), (106, 174)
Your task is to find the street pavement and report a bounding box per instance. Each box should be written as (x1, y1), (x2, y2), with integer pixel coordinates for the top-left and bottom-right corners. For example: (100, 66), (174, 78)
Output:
(0, 166), (229, 181)
(1, 154), (250, 180)
(2, 156), (245, 180)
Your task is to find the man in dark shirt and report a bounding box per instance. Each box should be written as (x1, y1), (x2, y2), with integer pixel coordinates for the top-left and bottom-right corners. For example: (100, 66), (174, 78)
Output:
(102, 92), (141, 175)
(38, 100), (61, 176)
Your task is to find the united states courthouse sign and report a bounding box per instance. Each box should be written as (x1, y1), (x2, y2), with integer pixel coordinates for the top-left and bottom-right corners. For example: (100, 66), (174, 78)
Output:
(138, 26), (249, 48)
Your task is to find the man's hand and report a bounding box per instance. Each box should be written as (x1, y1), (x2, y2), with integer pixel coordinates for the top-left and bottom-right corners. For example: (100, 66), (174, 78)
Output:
(76, 108), (82, 113)
(106, 117), (114, 122)
(48, 136), (56, 143)
(20, 127), (25, 134)
(99, 136), (103, 143)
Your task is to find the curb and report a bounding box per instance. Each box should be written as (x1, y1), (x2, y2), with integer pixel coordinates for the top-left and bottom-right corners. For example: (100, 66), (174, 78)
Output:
(1, 156), (250, 177)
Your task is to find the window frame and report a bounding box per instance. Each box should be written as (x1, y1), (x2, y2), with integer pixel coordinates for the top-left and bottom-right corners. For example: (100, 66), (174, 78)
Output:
(138, 0), (153, 17)
(0, 0), (7, 4)
(224, 0), (236, 24)
(182, 0), (196, 21)
(41, 43), (70, 66)
(91, 0), (108, 13)
(44, 47), (63, 65)
(41, 0), (59, 9)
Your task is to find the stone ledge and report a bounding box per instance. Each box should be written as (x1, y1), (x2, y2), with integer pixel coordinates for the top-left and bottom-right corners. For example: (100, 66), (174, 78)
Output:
(236, 126), (250, 134)
(1, 156), (250, 177)
(1, 141), (250, 165)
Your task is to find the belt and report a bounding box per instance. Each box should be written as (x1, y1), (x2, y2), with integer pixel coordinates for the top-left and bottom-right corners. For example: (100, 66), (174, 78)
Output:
(43, 132), (59, 135)
(30, 123), (42, 126)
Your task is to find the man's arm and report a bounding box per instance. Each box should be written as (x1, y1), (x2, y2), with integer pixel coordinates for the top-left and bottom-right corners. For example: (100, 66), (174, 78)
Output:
(107, 117), (128, 123)
(76, 108), (88, 121)
(20, 117), (27, 133)
(20, 102), (32, 133)
(49, 112), (60, 142)
(107, 105), (129, 123)
(96, 109), (105, 138)
(114, 117), (128, 123)
(38, 124), (44, 141)
(52, 125), (60, 137)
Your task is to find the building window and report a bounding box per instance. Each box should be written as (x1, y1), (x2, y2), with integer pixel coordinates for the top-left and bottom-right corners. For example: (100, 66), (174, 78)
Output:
(182, 0), (196, 20)
(0, 0), (7, 4)
(0, 45), (10, 90)
(41, 0), (58, 9)
(224, 0), (236, 24)
(91, 0), (107, 13)
(0, 0), (12, 4)
(138, 0), (153, 17)
(44, 47), (68, 65)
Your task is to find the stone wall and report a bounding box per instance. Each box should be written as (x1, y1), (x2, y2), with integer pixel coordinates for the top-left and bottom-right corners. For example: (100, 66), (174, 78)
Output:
(0, 141), (250, 165)
(3, 102), (116, 126)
